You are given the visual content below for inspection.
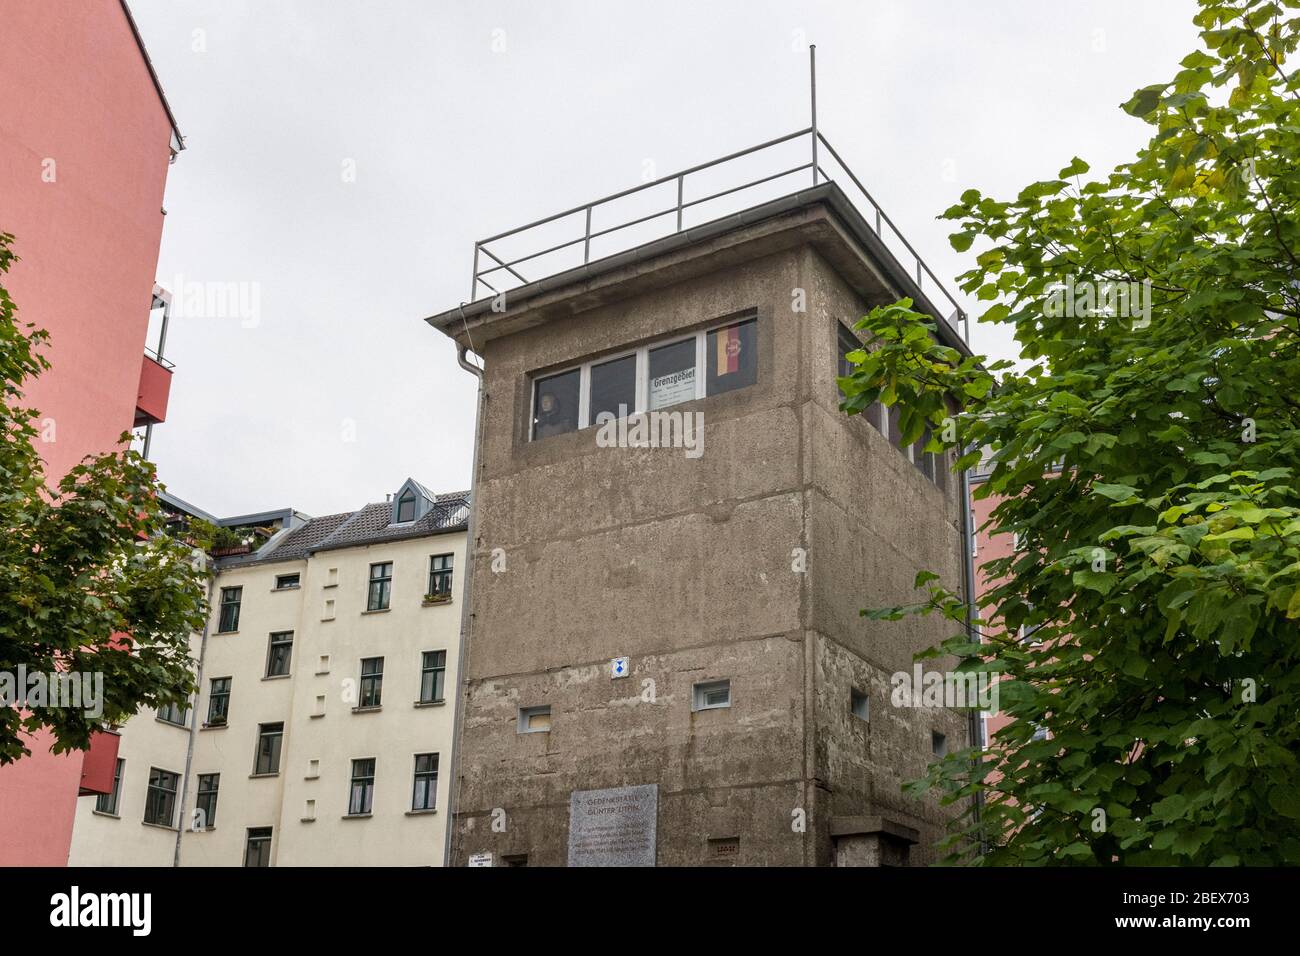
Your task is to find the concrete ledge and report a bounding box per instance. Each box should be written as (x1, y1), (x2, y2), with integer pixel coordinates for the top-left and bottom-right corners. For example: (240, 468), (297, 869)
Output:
(829, 814), (920, 846)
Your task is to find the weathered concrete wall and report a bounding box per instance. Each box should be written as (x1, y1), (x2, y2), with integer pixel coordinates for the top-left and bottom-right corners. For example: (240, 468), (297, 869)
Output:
(452, 215), (971, 866)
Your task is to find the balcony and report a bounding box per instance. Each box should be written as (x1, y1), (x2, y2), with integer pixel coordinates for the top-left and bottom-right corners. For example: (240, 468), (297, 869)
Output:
(465, 127), (969, 346)
(134, 347), (173, 427)
(77, 729), (120, 796)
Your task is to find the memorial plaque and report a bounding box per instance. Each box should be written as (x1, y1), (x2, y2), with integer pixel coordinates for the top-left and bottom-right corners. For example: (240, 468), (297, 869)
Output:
(567, 784), (658, 867)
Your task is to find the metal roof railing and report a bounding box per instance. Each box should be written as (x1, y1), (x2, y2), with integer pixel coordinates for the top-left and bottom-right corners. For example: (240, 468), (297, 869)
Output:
(467, 127), (969, 344)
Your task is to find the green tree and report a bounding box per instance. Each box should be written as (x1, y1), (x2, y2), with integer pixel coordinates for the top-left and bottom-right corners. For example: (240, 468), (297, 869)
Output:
(839, 0), (1300, 864)
(0, 231), (209, 763)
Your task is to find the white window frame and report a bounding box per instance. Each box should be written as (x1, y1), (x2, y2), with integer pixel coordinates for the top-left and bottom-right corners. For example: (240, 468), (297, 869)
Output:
(692, 679), (732, 712)
(529, 316), (756, 440)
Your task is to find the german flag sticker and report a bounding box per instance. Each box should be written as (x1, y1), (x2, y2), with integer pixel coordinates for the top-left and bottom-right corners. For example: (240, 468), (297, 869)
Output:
(716, 324), (742, 376)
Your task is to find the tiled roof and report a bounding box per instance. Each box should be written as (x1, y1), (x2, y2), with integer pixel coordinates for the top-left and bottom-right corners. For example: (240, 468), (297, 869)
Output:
(216, 489), (469, 568)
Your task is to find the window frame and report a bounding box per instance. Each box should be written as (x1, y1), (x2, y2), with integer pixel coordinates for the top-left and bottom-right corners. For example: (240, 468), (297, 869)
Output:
(244, 827), (272, 867)
(518, 704), (551, 734)
(217, 586), (242, 633)
(274, 573), (300, 590)
(358, 656), (384, 708)
(195, 773), (220, 829)
(254, 722), (284, 776)
(144, 767), (179, 827)
(95, 758), (125, 816)
(419, 650), (447, 704)
(348, 758), (376, 816)
(692, 679), (732, 712)
(367, 561), (393, 611)
(411, 752), (439, 811)
(207, 677), (231, 727)
(427, 553), (454, 598)
(528, 315), (758, 441)
(395, 490), (417, 524)
(157, 698), (189, 727)
(265, 631), (294, 678)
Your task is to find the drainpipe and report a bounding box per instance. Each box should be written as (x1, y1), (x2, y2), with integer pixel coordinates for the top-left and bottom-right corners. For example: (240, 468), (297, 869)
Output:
(173, 554), (216, 866)
(959, 462), (987, 856)
(443, 340), (485, 867)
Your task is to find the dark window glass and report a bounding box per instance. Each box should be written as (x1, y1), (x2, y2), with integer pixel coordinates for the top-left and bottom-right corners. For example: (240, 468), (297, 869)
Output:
(706, 318), (757, 397)
(244, 827), (272, 867)
(254, 723), (283, 775)
(648, 338), (696, 410)
(420, 650), (446, 703)
(532, 369), (580, 439)
(428, 554), (453, 598)
(195, 773), (219, 829)
(275, 573), (299, 589)
(412, 753), (439, 811)
(396, 492), (416, 523)
(913, 425), (936, 480)
(888, 405), (903, 448)
(144, 768), (179, 826)
(218, 587), (242, 633)
(359, 657), (384, 708)
(158, 699), (189, 726)
(589, 354), (636, 423)
(367, 562), (392, 611)
(349, 758), (375, 815)
(838, 323), (886, 434)
(266, 632), (293, 677)
(207, 677), (231, 726)
(95, 758), (124, 815)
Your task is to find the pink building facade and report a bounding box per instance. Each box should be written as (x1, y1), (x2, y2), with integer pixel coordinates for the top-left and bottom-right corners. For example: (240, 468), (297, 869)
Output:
(0, 0), (182, 865)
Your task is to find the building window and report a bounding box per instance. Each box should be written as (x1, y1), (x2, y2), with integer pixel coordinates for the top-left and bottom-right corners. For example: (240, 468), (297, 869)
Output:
(157, 698), (189, 727)
(358, 657), (384, 708)
(218, 586), (242, 633)
(419, 650), (446, 704)
(837, 323), (886, 434)
(143, 767), (179, 827)
(254, 723), (284, 775)
(427, 553), (454, 599)
(348, 758), (376, 815)
(244, 827), (272, 867)
(532, 367), (581, 439)
(705, 318), (757, 396)
(932, 731), (948, 757)
(275, 573), (300, 590)
(529, 316), (758, 440)
(367, 562), (392, 611)
(501, 854), (529, 867)
(412, 753), (438, 811)
(395, 490), (416, 523)
(589, 353), (636, 423)
(207, 677), (231, 726)
(265, 631), (293, 677)
(648, 337), (697, 410)
(95, 758), (124, 815)
(195, 773), (219, 829)
(692, 679), (732, 711)
(850, 687), (870, 722)
(518, 705), (551, 734)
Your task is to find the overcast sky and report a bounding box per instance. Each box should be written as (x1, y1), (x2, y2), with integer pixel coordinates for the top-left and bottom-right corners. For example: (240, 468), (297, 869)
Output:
(132, 0), (1201, 518)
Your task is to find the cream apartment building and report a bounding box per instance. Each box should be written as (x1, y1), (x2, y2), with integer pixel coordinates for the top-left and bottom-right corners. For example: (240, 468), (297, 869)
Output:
(69, 479), (468, 866)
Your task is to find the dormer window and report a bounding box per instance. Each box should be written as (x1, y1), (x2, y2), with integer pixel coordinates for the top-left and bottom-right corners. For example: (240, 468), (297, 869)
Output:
(395, 490), (416, 523)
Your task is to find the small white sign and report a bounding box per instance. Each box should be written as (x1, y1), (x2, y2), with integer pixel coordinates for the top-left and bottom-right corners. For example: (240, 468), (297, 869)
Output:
(468, 852), (493, 868)
(610, 657), (630, 679)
